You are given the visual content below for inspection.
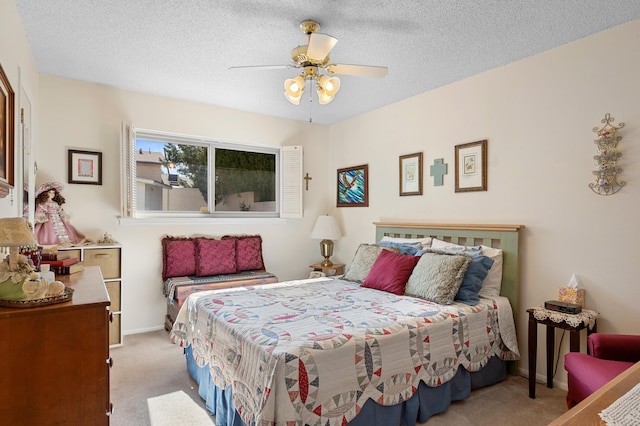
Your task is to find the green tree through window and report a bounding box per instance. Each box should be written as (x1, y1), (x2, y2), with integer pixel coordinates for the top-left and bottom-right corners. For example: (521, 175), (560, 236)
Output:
(215, 149), (276, 204)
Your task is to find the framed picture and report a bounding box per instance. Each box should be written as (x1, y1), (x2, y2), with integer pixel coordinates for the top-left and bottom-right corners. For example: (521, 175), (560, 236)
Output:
(337, 164), (368, 207)
(68, 149), (103, 185)
(0, 62), (15, 198)
(455, 140), (487, 192)
(399, 152), (423, 196)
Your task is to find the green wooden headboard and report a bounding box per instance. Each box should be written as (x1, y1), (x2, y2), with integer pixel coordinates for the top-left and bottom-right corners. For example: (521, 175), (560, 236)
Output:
(374, 222), (524, 321)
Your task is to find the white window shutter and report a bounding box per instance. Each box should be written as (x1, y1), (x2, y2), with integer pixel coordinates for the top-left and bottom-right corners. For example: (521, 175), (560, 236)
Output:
(120, 122), (137, 218)
(281, 145), (303, 218)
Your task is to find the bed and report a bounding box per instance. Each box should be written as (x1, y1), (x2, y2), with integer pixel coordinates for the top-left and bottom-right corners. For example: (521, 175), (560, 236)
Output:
(170, 222), (524, 425)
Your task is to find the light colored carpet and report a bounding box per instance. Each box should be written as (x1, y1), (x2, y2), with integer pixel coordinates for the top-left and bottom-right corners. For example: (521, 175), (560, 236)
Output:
(111, 330), (568, 425)
(148, 390), (214, 426)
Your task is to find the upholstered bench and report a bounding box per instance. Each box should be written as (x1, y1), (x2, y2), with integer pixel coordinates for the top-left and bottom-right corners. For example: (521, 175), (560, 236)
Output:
(161, 234), (278, 330)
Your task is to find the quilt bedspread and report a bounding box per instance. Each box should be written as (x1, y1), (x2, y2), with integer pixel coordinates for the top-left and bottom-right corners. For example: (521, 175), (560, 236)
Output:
(170, 277), (518, 426)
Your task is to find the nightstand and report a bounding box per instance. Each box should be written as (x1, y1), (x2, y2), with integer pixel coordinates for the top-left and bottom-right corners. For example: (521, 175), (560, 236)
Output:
(527, 307), (598, 398)
(309, 263), (345, 276)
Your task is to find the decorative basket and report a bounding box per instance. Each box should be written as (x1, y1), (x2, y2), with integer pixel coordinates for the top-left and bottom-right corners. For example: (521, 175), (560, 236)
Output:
(0, 287), (74, 309)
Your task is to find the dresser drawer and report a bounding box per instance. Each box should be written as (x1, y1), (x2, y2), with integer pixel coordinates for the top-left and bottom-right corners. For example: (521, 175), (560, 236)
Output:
(84, 248), (121, 279)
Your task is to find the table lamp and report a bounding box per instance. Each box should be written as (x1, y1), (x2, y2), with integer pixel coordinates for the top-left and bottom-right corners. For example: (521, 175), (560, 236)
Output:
(311, 215), (341, 267)
(0, 217), (39, 300)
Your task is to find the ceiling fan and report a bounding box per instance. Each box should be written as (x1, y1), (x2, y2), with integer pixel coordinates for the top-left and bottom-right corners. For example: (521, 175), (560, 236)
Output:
(229, 20), (388, 105)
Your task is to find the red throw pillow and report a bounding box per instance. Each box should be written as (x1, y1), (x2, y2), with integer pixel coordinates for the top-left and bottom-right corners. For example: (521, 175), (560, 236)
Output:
(195, 238), (237, 276)
(362, 249), (420, 295)
(162, 237), (196, 280)
(222, 235), (265, 271)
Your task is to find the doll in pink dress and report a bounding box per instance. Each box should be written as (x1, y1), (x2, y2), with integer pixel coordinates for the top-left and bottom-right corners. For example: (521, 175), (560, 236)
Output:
(34, 182), (86, 247)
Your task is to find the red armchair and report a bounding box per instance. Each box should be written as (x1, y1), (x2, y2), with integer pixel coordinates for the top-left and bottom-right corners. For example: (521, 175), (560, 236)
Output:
(564, 333), (640, 408)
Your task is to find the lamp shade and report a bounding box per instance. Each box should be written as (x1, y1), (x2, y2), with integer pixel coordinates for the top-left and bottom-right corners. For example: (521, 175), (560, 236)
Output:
(311, 215), (341, 240)
(316, 75), (341, 105)
(0, 217), (37, 247)
(316, 89), (335, 105)
(284, 75), (305, 105)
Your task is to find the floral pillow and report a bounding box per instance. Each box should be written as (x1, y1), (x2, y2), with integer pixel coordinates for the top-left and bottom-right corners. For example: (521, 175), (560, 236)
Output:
(222, 235), (265, 271)
(377, 241), (423, 256)
(161, 236), (196, 281)
(195, 238), (237, 276)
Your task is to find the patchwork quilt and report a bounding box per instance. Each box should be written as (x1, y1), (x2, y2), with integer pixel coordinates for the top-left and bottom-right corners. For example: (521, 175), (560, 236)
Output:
(170, 277), (519, 426)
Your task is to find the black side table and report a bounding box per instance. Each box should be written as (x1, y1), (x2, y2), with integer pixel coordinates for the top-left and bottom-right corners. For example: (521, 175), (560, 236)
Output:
(527, 307), (598, 398)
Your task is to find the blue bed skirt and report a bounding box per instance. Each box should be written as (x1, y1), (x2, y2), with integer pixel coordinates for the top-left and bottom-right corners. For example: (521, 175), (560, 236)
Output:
(185, 346), (507, 426)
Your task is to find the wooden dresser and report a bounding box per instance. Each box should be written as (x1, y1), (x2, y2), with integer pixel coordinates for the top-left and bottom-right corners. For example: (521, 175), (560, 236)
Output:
(0, 266), (112, 425)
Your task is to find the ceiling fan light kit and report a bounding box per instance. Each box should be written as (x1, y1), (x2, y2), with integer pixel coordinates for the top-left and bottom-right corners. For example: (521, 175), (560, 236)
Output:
(316, 75), (341, 105)
(231, 19), (388, 107)
(284, 75), (305, 105)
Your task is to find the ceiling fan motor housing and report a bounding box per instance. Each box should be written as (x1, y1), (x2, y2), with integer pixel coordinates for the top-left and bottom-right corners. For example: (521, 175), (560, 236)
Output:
(291, 45), (329, 67)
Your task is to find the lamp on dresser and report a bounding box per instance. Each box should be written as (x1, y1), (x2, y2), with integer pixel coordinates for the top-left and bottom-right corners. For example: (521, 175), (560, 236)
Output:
(311, 215), (341, 267)
(0, 217), (39, 300)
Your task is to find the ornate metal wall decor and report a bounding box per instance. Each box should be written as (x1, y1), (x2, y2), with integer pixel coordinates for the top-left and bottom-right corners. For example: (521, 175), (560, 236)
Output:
(589, 113), (625, 196)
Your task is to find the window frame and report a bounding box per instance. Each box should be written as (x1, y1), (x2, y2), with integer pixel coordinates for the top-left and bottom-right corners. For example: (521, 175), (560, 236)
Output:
(120, 123), (302, 221)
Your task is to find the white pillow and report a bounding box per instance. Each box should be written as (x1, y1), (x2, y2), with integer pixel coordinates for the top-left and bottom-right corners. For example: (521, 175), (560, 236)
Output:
(380, 235), (432, 247)
(477, 245), (503, 298)
(430, 238), (503, 298)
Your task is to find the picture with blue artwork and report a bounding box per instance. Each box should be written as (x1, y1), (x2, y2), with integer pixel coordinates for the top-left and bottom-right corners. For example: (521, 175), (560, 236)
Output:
(337, 164), (368, 207)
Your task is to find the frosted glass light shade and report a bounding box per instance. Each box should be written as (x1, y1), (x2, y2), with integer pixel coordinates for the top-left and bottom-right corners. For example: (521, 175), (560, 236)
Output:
(284, 75), (305, 105)
(316, 75), (341, 105)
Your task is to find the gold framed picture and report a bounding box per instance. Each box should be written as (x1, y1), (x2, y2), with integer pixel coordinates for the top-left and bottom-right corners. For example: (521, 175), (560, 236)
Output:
(455, 140), (487, 192)
(399, 152), (423, 196)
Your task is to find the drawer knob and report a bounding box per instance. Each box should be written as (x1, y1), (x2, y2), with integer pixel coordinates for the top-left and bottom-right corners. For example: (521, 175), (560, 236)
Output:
(107, 357), (114, 367)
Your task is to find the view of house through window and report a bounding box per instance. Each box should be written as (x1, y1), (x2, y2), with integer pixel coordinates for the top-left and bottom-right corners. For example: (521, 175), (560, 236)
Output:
(134, 137), (277, 215)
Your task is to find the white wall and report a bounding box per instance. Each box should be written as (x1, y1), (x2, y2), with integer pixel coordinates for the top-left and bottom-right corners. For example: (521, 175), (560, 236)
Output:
(330, 19), (640, 386)
(35, 76), (334, 335)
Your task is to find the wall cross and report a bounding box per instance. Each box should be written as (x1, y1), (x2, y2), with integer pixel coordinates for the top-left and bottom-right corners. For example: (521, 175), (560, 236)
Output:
(304, 173), (312, 191)
(430, 158), (448, 186)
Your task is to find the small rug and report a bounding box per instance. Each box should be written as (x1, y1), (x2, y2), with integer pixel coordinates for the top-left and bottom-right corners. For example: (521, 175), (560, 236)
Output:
(148, 390), (214, 425)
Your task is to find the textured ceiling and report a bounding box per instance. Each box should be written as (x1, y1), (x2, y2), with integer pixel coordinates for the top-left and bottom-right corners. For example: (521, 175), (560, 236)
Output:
(15, 1), (640, 125)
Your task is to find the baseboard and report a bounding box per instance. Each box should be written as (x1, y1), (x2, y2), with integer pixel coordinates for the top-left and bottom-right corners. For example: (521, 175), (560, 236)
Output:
(124, 325), (166, 336)
(518, 367), (568, 391)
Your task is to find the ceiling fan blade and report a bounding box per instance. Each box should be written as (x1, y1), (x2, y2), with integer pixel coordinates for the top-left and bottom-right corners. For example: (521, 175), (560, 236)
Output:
(306, 33), (338, 62)
(229, 65), (294, 71)
(326, 64), (388, 78)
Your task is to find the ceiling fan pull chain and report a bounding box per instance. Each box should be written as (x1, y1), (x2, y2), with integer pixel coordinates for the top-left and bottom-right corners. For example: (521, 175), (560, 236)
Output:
(309, 84), (313, 123)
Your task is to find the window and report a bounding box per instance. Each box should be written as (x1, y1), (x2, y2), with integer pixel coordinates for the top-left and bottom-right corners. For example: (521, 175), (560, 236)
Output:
(120, 123), (302, 219)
